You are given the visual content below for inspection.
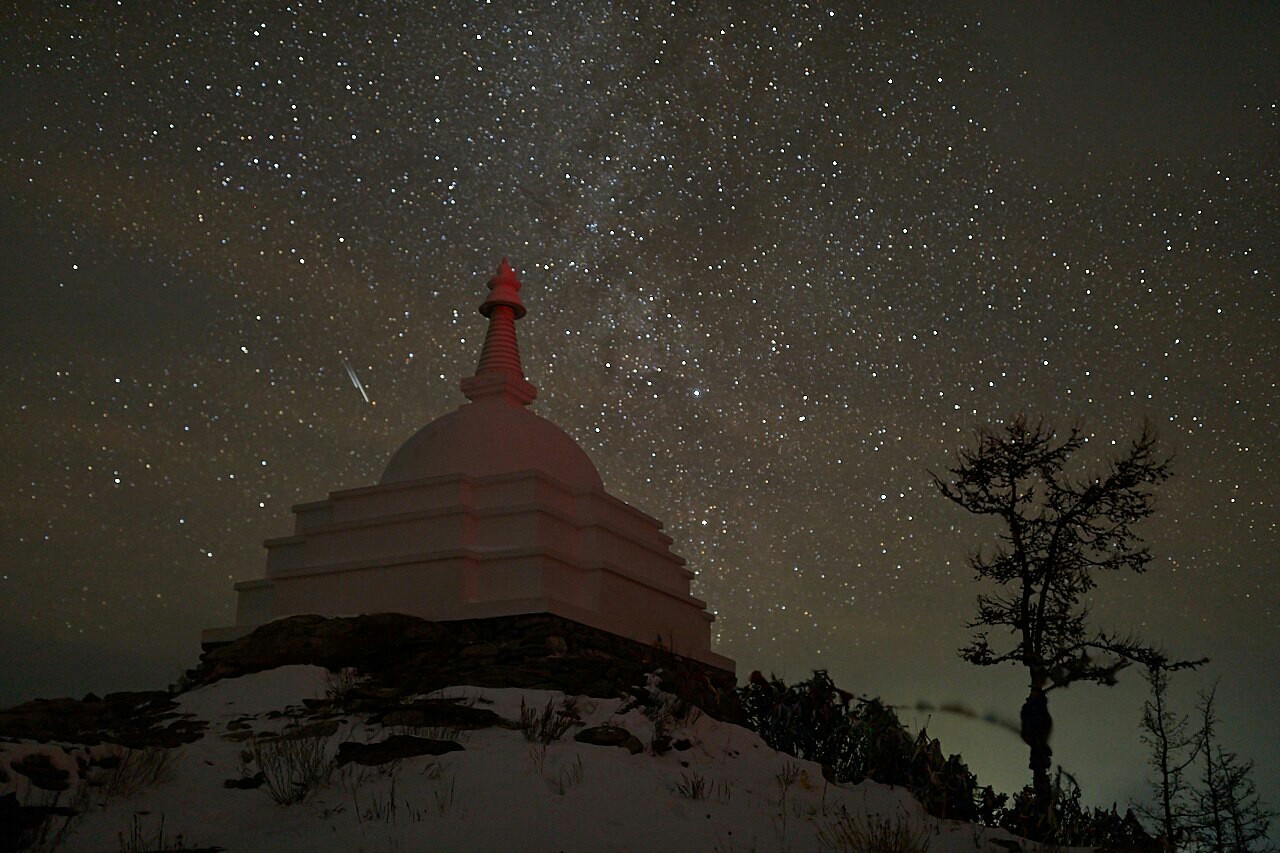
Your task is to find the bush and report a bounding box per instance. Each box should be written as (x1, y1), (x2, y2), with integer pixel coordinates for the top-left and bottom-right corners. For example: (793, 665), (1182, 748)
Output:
(739, 670), (985, 821)
(98, 746), (181, 802)
(739, 670), (1161, 846)
(997, 782), (1159, 849)
(251, 730), (333, 805)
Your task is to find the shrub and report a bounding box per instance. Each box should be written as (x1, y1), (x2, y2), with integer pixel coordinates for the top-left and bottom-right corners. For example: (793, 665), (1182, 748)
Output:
(738, 670), (984, 821)
(518, 697), (578, 745)
(739, 670), (1161, 845)
(323, 667), (362, 704)
(997, 782), (1159, 849)
(98, 747), (181, 802)
(251, 730), (333, 805)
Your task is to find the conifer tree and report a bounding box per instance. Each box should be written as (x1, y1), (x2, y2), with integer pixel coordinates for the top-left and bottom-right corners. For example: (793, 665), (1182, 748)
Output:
(933, 416), (1201, 813)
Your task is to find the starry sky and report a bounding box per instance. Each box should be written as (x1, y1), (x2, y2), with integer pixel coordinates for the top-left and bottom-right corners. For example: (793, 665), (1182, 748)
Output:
(2, 0), (1276, 821)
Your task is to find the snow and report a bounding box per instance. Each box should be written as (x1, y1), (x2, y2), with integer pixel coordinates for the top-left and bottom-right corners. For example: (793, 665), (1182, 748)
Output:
(2, 666), (1070, 851)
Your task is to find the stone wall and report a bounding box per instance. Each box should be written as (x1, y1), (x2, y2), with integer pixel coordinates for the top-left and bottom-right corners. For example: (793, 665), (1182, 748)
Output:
(198, 612), (741, 723)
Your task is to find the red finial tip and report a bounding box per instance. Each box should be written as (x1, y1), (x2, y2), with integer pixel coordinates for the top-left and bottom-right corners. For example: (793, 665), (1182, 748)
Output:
(481, 257), (526, 319)
(462, 258), (537, 405)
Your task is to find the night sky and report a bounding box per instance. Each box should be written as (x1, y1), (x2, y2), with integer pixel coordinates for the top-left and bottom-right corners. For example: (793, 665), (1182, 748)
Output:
(2, 1), (1276, 821)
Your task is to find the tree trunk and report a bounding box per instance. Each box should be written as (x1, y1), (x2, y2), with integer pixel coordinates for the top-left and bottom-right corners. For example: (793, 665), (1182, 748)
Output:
(1150, 669), (1178, 845)
(1020, 685), (1054, 809)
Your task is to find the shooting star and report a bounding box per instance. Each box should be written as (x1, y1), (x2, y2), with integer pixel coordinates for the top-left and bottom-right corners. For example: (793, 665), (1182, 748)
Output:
(342, 359), (372, 405)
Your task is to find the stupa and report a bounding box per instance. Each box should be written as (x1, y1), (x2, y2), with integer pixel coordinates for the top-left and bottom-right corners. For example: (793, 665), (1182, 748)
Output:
(204, 260), (733, 672)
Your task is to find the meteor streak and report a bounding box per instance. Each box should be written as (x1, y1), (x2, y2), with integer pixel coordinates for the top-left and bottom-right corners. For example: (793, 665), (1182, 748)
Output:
(343, 359), (371, 404)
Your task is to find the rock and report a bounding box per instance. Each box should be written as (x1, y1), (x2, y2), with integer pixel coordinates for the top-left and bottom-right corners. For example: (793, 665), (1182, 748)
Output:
(378, 700), (503, 731)
(197, 613), (455, 683)
(575, 725), (644, 754)
(459, 642), (499, 659)
(113, 722), (205, 750)
(199, 613), (742, 725)
(335, 735), (464, 767)
(0, 791), (78, 848)
(289, 719), (340, 739)
(11, 753), (71, 792)
(0, 691), (199, 748)
(223, 772), (266, 789)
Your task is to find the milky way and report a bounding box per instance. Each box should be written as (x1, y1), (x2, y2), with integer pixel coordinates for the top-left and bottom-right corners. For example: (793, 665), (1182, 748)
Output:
(2, 2), (1275, 815)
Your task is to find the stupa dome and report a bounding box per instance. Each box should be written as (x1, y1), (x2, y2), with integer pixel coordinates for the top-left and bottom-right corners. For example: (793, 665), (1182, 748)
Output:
(379, 258), (603, 491)
(379, 397), (604, 490)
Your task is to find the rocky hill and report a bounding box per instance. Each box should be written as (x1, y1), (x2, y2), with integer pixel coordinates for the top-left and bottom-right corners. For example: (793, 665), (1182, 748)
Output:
(1, 614), (1066, 851)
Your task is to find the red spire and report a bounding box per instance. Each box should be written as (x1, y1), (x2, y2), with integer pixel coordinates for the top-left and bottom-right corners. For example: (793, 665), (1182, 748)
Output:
(460, 258), (537, 406)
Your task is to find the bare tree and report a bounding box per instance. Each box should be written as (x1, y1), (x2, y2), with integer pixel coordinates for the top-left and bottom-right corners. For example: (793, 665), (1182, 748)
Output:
(933, 416), (1202, 812)
(1190, 686), (1275, 851)
(1134, 664), (1199, 848)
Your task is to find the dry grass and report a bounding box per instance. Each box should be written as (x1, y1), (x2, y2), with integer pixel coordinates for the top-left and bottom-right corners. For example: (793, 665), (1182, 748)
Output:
(250, 729), (333, 805)
(816, 809), (933, 852)
(518, 697), (577, 744)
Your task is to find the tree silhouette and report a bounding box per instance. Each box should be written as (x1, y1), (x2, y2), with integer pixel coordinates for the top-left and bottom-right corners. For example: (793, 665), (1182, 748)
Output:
(1134, 664), (1199, 848)
(1190, 685), (1275, 851)
(933, 416), (1202, 812)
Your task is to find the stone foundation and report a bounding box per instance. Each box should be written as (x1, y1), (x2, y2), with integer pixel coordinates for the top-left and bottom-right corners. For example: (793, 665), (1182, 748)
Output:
(198, 612), (741, 723)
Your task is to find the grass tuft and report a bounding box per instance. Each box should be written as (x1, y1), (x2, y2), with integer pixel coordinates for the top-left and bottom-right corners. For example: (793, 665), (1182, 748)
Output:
(250, 729), (333, 806)
(816, 809), (933, 852)
(518, 697), (577, 744)
(116, 814), (200, 852)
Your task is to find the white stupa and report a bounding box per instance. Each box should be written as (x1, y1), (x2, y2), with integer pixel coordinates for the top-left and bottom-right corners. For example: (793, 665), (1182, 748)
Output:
(204, 260), (733, 672)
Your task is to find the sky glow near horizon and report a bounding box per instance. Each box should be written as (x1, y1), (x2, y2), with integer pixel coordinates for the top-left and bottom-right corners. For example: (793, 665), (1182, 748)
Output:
(1, 1), (1276, 823)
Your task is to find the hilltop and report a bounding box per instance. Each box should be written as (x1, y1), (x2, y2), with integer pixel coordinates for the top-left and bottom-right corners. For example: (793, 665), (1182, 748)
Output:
(2, 614), (1078, 851)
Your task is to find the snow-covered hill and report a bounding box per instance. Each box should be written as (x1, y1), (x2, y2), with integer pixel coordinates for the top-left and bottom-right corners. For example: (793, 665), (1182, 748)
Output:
(2, 664), (1065, 851)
